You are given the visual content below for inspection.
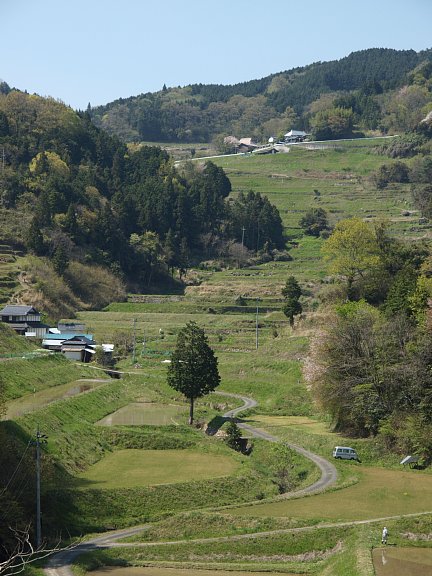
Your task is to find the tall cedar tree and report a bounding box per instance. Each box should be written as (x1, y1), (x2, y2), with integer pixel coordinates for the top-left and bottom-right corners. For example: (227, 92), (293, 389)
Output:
(167, 321), (220, 424)
(282, 276), (303, 327)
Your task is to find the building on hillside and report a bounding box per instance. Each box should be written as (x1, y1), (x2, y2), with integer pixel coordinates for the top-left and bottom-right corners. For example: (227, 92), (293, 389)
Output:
(284, 130), (308, 143)
(0, 304), (49, 337)
(60, 335), (96, 363)
(42, 332), (95, 351)
(42, 332), (96, 362)
(238, 137), (259, 153)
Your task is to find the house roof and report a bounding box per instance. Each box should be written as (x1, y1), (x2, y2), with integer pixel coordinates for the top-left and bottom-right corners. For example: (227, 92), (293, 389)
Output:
(239, 137), (256, 146)
(8, 323), (30, 330)
(284, 130), (307, 137)
(42, 338), (66, 347)
(66, 335), (94, 345)
(0, 305), (40, 316)
(42, 333), (94, 341)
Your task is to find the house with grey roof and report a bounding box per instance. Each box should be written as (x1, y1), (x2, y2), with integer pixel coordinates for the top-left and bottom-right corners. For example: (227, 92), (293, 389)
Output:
(0, 305), (49, 337)
(41, 332), (96, 362)
(284, 130), (309, 143)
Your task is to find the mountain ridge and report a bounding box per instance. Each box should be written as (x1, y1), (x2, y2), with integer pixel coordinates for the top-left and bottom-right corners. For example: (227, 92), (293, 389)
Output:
(89, 47), (432, 143)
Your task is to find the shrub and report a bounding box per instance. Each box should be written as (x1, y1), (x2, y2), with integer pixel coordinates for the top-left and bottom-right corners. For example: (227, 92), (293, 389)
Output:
(225, 421), (243, 452)
(64, 261), (126, 310)
(299, 208), (330, 237)
(375, 134), (427, 158)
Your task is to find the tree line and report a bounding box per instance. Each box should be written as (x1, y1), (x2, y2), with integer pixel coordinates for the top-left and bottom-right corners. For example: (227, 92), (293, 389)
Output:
(89, 48), (432, 144)
(0, 90), (285, 295)
(306, 214), (432, 462)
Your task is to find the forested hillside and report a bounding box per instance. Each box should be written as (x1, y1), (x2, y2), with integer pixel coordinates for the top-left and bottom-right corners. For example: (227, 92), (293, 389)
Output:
(0, 89), (285, 317)
(89, 48), (432, 144)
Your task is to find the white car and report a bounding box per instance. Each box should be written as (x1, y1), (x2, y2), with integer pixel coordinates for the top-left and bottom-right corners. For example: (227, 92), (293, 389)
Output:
(332, 446), (358, 460)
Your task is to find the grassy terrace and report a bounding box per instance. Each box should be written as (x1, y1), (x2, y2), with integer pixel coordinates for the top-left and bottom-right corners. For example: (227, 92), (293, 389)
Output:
(214, 144), (414, 234)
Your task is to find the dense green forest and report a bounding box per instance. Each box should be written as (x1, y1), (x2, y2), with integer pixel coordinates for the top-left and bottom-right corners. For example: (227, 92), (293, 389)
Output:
(89, 48), (432, 144)
(0, 89), (285, 316)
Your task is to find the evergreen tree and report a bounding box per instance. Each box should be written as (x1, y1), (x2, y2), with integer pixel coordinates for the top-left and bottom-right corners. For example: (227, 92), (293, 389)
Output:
(282, 276), (302, 300)
(167, 321), (220, 425)
(26, 217), (45, 255)
(179, 237), (190, 278)
(282, 276), (303, 327)
(52, 243), (69, 275)
(0, 110), (10, 136)
(163, 229), (177, 276)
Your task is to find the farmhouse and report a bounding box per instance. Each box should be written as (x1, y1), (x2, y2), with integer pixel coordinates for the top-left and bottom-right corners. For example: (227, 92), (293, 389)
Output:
(42, 332), (96, 362)
(284, 130), (308, 143)
(238, 137), (259, 152)
(0, 304), (49, 337)
(42, 332), (94, 350)
(60, 335), (96, 363)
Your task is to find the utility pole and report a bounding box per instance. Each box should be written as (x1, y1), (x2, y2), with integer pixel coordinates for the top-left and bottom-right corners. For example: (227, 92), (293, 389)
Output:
(34, 428), (48, 548)
(255, 298), (260, 350)
(241, 226), (246, 248)
(132, 318), (137, 364)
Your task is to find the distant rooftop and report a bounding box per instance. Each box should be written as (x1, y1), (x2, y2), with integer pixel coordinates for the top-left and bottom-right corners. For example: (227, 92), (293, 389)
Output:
(1, 305), (39, 316)
(43, 333), (93, 341)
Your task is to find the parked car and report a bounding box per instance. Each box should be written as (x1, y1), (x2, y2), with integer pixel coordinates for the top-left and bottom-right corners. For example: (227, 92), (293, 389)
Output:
(332, 446), (359, 461)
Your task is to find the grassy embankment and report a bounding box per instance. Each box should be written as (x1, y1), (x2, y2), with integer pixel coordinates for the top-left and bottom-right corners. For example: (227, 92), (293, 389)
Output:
(0, 321), (36, 354)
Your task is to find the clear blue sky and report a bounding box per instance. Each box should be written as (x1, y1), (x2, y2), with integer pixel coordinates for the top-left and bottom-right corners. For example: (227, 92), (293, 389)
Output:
(1, 0), (431, 110)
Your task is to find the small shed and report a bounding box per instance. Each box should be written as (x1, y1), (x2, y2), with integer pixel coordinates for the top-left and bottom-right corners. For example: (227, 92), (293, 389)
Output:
(400, 455), (419, 467)
(58, 321), (86, 333)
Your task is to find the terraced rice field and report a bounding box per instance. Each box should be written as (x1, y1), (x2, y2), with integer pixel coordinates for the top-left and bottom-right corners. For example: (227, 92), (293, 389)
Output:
(97, 402), (188, 426)
(77, 449), (240, 489)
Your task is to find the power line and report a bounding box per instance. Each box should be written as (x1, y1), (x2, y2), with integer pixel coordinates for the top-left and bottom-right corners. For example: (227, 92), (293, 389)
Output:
(0, 440), (32, 497)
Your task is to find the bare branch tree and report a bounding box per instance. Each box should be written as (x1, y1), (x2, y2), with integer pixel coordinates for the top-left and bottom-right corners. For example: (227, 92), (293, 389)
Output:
(0, 526), (78, 576)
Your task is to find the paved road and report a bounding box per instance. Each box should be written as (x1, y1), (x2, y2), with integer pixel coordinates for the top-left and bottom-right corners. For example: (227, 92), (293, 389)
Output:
(44, 391), (338, 576)
(219, 390), (338, 497)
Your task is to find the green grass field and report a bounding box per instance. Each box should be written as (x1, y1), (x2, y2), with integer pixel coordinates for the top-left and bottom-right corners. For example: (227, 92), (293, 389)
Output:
(214, 145), (415, 236)
(97, 402), (188, 426)
(77, 449), (240, 489)
(226, 466), (432, 521)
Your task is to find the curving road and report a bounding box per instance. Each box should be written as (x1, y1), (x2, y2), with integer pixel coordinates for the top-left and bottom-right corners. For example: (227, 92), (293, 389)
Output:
(44, 391), (338, 576)
(219, 390), (338, 497)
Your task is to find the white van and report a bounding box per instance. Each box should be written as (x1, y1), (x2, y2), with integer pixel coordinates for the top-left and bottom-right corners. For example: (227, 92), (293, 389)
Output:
(332, 446), (358, 461)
